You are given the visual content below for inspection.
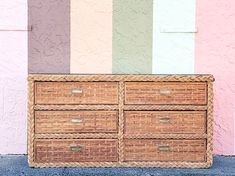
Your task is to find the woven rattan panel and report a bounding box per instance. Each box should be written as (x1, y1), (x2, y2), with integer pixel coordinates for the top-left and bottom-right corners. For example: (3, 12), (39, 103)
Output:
(35, 111), (118, 134)
(124, 111), (206, 135)
(35, 82), (119, 105)
(123, 139), (206, 162)
(28, 74), (214, 168)
(125, 82), (207, 105)
(34, 139), (118, 163)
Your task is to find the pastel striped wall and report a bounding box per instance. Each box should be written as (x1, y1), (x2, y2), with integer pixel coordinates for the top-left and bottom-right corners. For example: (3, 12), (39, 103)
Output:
(195, 0), (235, 155)
(152, 0), (196, 74)
(113, 0), (153, 74)
(71, 0), (112, 74)
(0, 0), (234, 154)
(0, 0), (27, 154)
(29, 0), (196, 75)
(28, 0), (70, 73)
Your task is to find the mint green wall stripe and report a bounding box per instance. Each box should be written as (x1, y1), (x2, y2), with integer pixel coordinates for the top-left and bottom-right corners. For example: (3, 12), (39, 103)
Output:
(112, 0), (153, 74)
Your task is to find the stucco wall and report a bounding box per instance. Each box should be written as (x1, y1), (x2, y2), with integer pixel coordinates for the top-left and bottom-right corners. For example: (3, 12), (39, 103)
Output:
(195, 0), (235, 155)
(28, 0), (70, 73)
(0, 0), (27, 154)
(0, 0), (234, 155)
(71, 0), (113, 74)
(112, 0), (153, 74)
(152, 0), (196, 74)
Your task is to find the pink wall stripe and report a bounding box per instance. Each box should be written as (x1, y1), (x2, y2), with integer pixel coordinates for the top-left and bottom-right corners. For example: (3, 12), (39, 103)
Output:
(71, 0), (112, 74)
(195, 0), (235, 155)
(0, 0), (27, 154)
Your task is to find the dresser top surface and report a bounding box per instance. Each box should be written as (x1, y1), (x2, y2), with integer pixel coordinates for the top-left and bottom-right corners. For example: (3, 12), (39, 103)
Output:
(28, 74), (215, 82)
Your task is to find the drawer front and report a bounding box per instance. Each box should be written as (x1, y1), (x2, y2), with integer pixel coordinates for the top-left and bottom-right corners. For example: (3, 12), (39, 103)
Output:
(125, 82), (207, 105)
(124, 139), (206, 162)
(35, 139), (118, 163)
(35, 111), (118, 134)
(35, 82), (119, 105)
(124, 111), (206, 135)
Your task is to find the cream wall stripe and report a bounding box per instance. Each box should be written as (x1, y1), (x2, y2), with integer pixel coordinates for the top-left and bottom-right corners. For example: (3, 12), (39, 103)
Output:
(71, 0), (112, 74)
(152, 0), (196, 74)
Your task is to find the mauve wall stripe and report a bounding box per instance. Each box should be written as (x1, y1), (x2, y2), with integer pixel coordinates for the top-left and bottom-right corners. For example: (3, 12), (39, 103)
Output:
(28, 0), (70, 73)
(112, 0), (153, 74)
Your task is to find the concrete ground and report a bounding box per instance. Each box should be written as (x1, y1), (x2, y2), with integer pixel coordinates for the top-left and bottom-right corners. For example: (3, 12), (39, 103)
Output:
(0, 155), (235, 176)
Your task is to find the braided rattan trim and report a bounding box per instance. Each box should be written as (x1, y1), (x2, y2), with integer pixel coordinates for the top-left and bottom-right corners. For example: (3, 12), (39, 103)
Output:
(35, 134), (205, 140)
(35, 105), (207, 111)
(28, 80), (34, 165)
(118, 82), (124, 163)
(35, 133), (118, 139)
(29, 161), (210, 168)
(34, 105), (119, 110)
(123, 134), (207, 139)
(35, 134), (206, 140)
(124, 105), (207, 111)
(28, 74), (214, 82)
(206, 81), (213, 166)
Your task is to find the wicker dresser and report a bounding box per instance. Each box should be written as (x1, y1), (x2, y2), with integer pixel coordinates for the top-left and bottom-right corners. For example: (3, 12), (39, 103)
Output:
(28, 74), (214, 168)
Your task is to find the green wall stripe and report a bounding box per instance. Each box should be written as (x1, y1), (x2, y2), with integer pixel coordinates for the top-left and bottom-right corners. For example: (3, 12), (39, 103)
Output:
(112, 0), (153, 74)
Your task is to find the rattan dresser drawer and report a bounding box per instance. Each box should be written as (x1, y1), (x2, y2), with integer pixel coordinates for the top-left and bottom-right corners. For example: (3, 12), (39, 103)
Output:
(35, 139), (118, 163)
(35, 111), (118, 134)
(35, 82), (119, 105)
(124, 111), (206, 135)
(125, 82), (207, 105)
(124, 139), (206, 162)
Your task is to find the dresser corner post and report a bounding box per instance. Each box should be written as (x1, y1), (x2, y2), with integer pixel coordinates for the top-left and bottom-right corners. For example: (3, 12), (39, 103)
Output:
(207, 80), (214, 166)
(27, 77), (35, 166)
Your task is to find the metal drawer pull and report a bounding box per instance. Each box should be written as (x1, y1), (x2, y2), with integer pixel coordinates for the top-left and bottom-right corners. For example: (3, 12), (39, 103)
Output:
(71, 89), (83, 94)
(70, 145), (83, 152)
(159, 117), (171, 123)
(158, 145), (170, 151)
(71, 117), (83, 123)
(159, 88), (171, 94)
